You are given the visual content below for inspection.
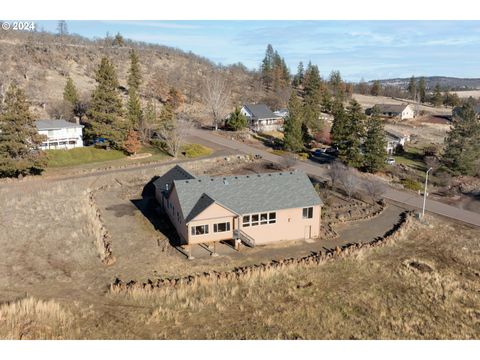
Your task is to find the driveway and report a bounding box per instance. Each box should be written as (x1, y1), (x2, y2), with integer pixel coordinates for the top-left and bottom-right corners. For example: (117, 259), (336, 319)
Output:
(189, 127), (480, 228)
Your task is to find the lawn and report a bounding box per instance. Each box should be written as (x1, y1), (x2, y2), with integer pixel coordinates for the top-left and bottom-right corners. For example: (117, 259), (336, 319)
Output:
(393, 145), (426, 172)
(181, 143), (213, 158)
(46, 147), (126, 167)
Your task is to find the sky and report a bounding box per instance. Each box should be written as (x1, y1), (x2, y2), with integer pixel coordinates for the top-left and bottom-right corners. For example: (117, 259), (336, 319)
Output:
(34, 20), (480, 82)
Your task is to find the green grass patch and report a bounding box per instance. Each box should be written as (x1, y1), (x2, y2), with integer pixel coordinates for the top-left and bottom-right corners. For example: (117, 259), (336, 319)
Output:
(46, 147), (125, 167)
(393, 146), (427, 172)
(401, 178), (423, 192)
(181, 143), (213, 158)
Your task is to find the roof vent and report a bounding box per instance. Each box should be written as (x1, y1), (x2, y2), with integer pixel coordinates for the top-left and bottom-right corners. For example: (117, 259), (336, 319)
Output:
(166, 184), (169, 190)
(257, 174), (261, 177)
(268, 174), (272, 176)
(234, 176), (238, 179)
(246, 175), (250, 178)
(198, 179), (202, 182)
(279, 173), (283, 175)
(210, 178), (214, 181)
(223, 179), (229, 185)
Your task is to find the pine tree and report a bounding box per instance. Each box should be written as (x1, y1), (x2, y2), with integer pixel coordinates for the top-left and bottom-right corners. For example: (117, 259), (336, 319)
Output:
(293, 61), (304, 87)
(418, 77), (426, 103)
(363, 108), (387, 173)
(358, 78), (368, 95)
(330, 99), (348, 147)
(342, 100), (366, 168)
(142, 98), (158, 141)
(0, 83), (47, 177)
(329, 70), (345, 101)
(86, 57), (126, 150)
(226, 106), (248, 131)
(261, 44), (275, 90)
(63, 77), (79, 105)
(127, 49), (142, 91)
(432, 83), (443, 107)
(443, 103), (480, 176)
(407, 76), (416, 99)
(127, 87), (142, 130)
(303, 63), (322, 132)
(283, 92), (304, 152)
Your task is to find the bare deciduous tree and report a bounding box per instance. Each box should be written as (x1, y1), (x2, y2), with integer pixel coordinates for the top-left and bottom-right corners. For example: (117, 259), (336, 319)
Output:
(363, 179), (387, 204)
(330, 161), (359, 198)
(157, 113), (192, 157)
(280, 154), (297, 170)
(203, 73), (230, 130)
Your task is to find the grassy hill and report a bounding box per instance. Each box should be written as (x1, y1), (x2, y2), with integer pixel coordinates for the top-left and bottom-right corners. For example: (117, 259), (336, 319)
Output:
(0, 29), (266, 123)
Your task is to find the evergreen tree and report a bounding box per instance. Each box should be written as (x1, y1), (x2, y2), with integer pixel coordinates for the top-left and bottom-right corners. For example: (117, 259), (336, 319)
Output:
(370, 80), (381, 96)
(320, 84), (333, 113)
(432, 83), (443, 107)
(341, 100), (366, 168)
(363, 108), (387, 173)
(303, 63), (322, 132)
(293, 61), (305, 87)
(261, 44), (275, 90)
(112, 33), (125, 47)
(283, 92), (304, 152)
(142, 98), (158, 141)
(0, 84), (47, 177)
(330, 99), (348, 147)
(407, 76), (416, 99)
(57, 20), (68, 35)
(63, 77), (79, 105)
(443, 103), (480, 176)
(418, 77), (426, 103)
(358, 78), (368, 95)
(86, 57), (126, 149)
(225, 106), (248, 131)
(127, 49), (142, 91)
(127, 87), (143, 130)
(329, 70), (344, 101)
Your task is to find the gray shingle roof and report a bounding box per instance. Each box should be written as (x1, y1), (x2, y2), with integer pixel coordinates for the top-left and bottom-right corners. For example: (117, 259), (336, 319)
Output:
(243, 104), (280, 120)
(170, 168), (323, 223)
(35, 119), (84, 130)
(374, 104), (409, 113)
(153, 165), (196, 192)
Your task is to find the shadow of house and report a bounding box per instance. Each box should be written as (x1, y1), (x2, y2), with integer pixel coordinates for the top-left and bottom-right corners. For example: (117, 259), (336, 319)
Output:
(131, 176), (182, 247)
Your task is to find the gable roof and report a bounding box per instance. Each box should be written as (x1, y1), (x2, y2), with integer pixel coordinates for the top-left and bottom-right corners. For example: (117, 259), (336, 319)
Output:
(374, 104), (410, 113)
(243, 103), (280, 120)
(153, 165), (196, 193)
(36, 119), (84, 130)
(385, 129), (409, 140)
(171, 169), (323, 223)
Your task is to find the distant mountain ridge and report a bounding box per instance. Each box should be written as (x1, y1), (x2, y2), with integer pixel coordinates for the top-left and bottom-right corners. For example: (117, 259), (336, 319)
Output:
(369, 77), (480, 91)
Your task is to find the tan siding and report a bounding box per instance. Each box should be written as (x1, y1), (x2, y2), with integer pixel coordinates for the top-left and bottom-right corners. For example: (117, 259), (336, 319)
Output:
(239, 205), (321, 245)
(187, 203), (236, 244)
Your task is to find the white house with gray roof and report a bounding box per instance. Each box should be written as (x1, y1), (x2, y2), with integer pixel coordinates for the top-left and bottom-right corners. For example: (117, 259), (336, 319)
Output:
(240, 103), (284, 132)
(154, 165), (323, 249)
(35, 119), (84, 150)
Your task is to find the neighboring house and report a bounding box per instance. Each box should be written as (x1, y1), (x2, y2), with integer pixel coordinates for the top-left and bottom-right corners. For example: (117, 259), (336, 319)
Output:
(36, 119), (84, 150)
(385, 130), (410, 155)
(372, 104), (415, 120)
(240, 103), (284, 132)
(154, 165), (323, 249)
(452, 105), (480, 119)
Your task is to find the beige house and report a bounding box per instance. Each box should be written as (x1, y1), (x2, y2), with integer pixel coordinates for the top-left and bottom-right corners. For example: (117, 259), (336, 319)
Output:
(373, 104), (415, 120)
(154, 165), (323, 250)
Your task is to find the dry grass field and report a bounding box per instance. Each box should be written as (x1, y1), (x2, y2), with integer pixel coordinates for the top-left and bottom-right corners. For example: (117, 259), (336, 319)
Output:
(453, 90), (480, 99)
(0, 157), (479, 339)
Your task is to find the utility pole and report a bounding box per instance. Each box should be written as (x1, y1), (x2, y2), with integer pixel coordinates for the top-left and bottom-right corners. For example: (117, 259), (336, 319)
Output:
(421, 167), (433, 219)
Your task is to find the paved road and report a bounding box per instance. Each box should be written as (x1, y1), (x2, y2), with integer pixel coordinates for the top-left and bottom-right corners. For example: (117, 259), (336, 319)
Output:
(189, 128), (480, 228)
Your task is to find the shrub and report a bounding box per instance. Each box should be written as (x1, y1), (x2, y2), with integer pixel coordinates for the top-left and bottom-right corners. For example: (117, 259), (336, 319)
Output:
(401, 178), (423, 192)
(181, 143), (213, 158)
(298, 152), (309, 160)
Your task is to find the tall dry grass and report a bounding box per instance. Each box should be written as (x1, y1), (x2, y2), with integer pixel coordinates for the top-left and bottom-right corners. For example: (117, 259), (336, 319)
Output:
(0, 297), (74, 339)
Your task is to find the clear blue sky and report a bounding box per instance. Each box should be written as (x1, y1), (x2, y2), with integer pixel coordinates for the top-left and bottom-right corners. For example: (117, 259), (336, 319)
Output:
(35, 20), (480, 82)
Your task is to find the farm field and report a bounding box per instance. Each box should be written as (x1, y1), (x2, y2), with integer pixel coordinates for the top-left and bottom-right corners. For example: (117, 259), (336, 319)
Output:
(452, 90), (480, 99)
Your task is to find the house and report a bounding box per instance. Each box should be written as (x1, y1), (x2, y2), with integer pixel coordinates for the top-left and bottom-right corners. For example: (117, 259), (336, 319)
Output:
(36, 119), (84, 150)
(154, 165), (323, 251)
(240, 103), (284, 132)
(385, 130), (410, 155)
(372, 104), (415, 120)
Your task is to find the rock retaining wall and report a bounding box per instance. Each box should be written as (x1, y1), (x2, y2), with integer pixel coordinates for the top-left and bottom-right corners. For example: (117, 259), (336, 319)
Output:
(111, 211), (415, 292)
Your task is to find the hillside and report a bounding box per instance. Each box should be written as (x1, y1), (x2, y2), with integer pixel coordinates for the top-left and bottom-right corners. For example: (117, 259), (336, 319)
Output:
(0, 29), (266, 122)
(370, 76), (480, 91)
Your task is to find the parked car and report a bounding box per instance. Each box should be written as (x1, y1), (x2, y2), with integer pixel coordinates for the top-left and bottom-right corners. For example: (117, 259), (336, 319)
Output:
(386, 157), (396, 165)
(325, 147), (339, 156)
(310, 149), (325, 157)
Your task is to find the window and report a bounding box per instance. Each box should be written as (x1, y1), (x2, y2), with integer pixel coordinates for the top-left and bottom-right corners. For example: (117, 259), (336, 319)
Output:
(303, 207), (313, 219)
(242, 215), (250, 227)
(191, 225), (209, 236)
(269, 212), (276, 224)
(260, 213), (268, 225)
(251, 214), (259, 226)
(214, 222), (231, 233)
